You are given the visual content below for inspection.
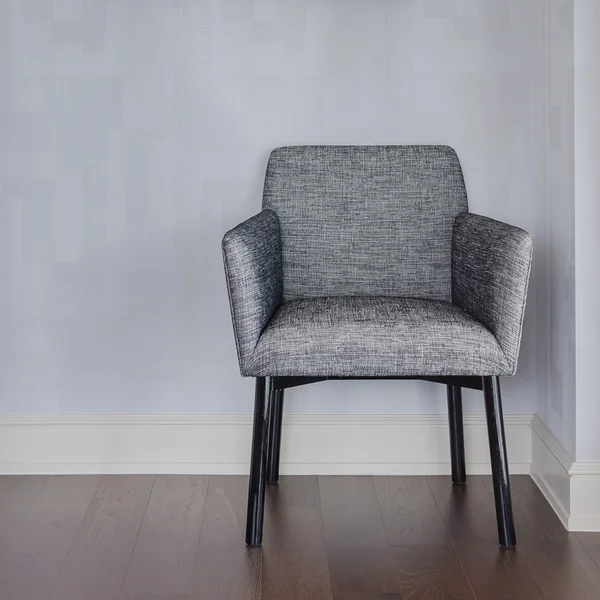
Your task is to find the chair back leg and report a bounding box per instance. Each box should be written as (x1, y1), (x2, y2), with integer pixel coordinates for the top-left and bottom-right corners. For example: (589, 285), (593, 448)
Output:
(266, 389), (285, 484)
(482, 376), (517, 548)
(246, 376), (271, 546)
(447, 385), (466, 484)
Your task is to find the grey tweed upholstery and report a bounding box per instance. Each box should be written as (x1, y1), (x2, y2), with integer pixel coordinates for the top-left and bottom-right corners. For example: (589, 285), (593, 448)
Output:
(222, 209), (282, 371)
(249, 297), (510, 377)
(452, 212), (533, 375)
(222, 145), (533, 377)
(263, 145), (467, 301)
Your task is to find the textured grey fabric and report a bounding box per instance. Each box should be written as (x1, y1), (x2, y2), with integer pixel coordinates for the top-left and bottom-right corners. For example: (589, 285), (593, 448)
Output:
(222, 209), (283, 373)
(247, 297), (510, 377)
(452, 213), (533, 375)
(263, 145), (468, 301)
(223, 146), (533, 379)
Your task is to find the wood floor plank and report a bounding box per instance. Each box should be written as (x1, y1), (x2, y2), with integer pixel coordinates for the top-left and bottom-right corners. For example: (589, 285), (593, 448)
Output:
(373, 476), (449, 545)
(390, 545), (474, 600)
(264, 475), (328, 549)
(193, 476), (248, 551)
(426, 476), (498, 544)
(319, 476), (390, 548)
(0, 476), (100, 600)
(456, 544), (546, 600)
(577, 532), (600, 568)
(118, 596), (198, 600)
(0, 474), (597, 599)
(49, 475), (155, 600)
(190, 476), (260, 599)
(120, 475), (209, 599)
(262, 476), (332, 600)
(332, 594), (405, 600)
(524, 535), (600, 600)
(0, 476), (47, 559)
(325, 546), (403, 596)
(486, 475), (568, 545)
(262, 547), (332, 600)
(192, 548), (261, 600)
(319, 476), (401, 595)
(504, 477), (600, 600)
(481, 472), (600, 599)
(429, 476), (546, 598)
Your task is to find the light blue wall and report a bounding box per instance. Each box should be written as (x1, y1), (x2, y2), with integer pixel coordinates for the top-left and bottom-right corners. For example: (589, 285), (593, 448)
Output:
(537, 0), (576, 457)
(1, 0), (544, 415)
(574, 0), (600, 461)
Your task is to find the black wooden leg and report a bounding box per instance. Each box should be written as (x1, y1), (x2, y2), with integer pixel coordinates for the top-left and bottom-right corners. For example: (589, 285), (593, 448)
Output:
(447, 385), (466, 484)
(266, 388), (284, 484)
(246, 376), (272, 546)
(483, 376), (516, 548)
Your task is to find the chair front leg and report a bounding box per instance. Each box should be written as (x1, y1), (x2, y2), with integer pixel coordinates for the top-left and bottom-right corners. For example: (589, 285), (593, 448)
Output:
(266, 388), (285, 484)
(246, 376), (272, 546)
(482, 376), (516, 548)
(447, 385), (466, 484)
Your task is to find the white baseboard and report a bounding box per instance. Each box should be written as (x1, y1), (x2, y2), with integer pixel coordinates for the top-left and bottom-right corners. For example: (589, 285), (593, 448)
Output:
(568, 462), (600, 531)
(0, 413), (532, 476)
(1, 412), (597, 530)
(531, 415), (600, 531)
(530, 417), (571, 528)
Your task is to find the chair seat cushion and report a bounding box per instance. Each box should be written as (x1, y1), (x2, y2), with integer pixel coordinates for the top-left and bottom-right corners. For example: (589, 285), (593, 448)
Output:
(246, 297), (510, 377)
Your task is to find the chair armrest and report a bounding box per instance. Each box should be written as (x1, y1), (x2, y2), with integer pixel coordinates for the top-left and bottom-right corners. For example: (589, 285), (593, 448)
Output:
(222, 209), (283, 375)
(452, 212), (533, 375)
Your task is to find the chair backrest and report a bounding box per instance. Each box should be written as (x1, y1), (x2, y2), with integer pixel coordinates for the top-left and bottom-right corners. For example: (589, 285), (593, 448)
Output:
(262, 145), (468, 301)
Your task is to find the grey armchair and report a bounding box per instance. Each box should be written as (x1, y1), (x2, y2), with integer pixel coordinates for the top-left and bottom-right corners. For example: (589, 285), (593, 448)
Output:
(222, 146), (533, 548)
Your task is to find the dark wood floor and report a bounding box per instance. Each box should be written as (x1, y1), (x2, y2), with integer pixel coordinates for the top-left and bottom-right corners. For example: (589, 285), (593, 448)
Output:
(0, 475), (598, 599)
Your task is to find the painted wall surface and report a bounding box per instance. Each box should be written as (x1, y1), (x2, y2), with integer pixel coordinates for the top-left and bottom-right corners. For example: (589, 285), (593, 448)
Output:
(1, 0), (544, 415)
(574, 0), (600, 461)
(539, 0), (576, 456)
(537, 0), (600, 461)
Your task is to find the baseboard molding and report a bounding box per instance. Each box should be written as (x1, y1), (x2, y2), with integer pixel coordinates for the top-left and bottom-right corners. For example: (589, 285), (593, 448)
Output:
(530, 417), (571, 528)
(0, 413), (532, 476)
(0, 414), (600, 531)
(531, 415), (600, 531)
(2, 412), (596, 530)
(569, 462), (600, 531)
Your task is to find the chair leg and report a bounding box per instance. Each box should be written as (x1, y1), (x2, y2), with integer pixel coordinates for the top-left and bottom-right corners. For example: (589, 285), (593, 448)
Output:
(447, 385), (466, 484)
(482, 376), (517, 548)
(245, 376), (272, 546)
(266, 389), (285, 484)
